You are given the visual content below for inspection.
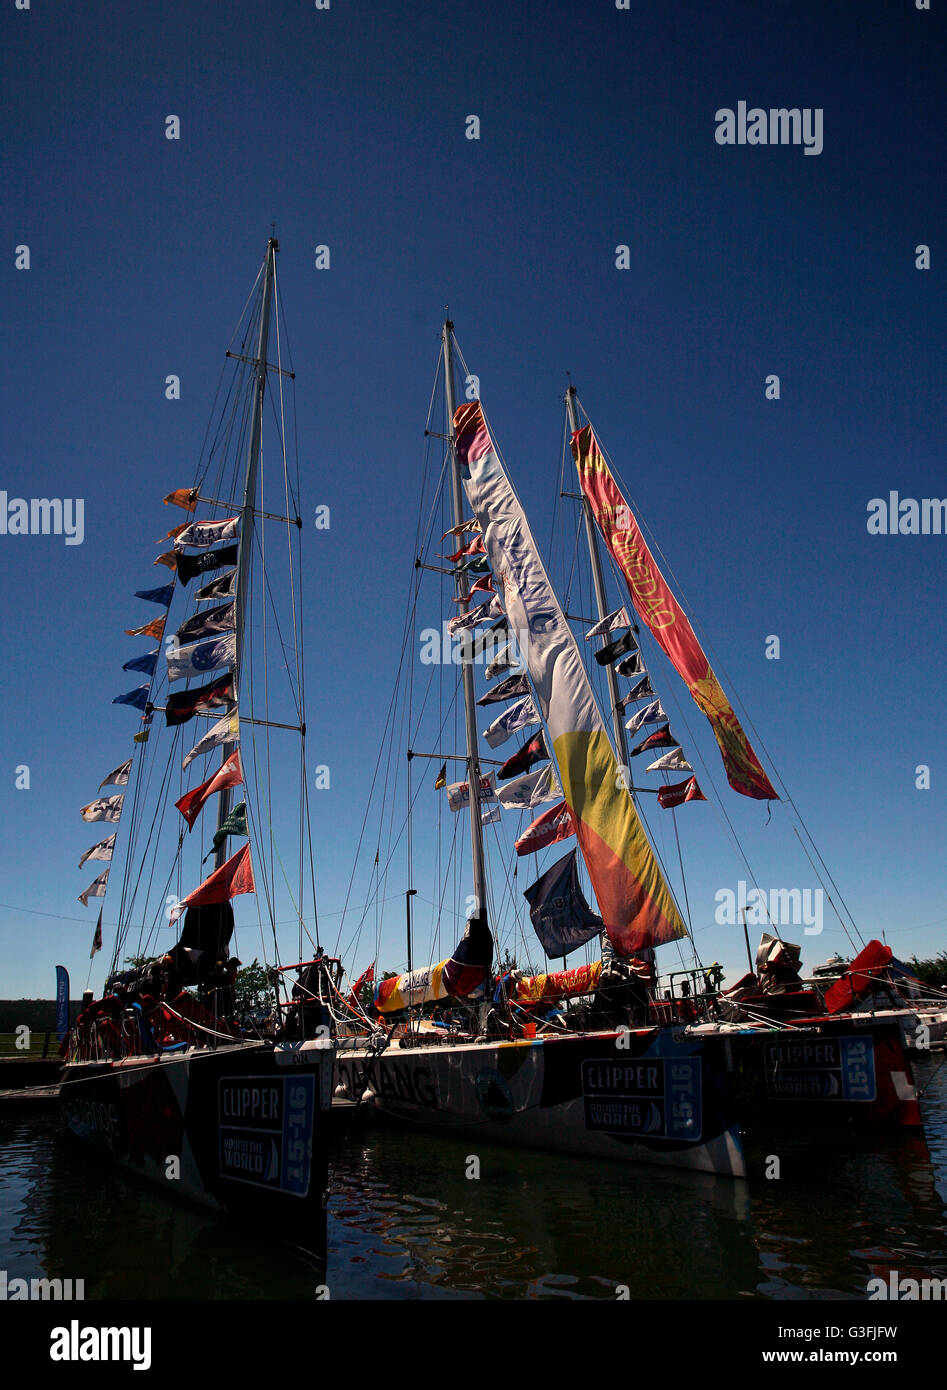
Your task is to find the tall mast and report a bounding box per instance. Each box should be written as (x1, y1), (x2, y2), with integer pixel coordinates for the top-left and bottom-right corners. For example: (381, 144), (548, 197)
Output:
(565, 386), (632, 778)
(215, 237), (279, 870)
(443, 322), (489, 935)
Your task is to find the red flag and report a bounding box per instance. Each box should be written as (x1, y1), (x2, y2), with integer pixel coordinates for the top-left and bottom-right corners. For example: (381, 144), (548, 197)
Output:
(154, 550), (179, 571)
(629, 724), (676, 757)
(452, 574), (495, 602)
(657, 776), (706, 810)
(514, 800), (575, 857)
(175, 750), (243, 830)
(125, 616), (166, 640)
(499, 731), (548, 781)
(348, 963), (375, 1008)
(164, 487), (199, 512)
(445, 536), (486, 562)
(174, 843), (254, 917)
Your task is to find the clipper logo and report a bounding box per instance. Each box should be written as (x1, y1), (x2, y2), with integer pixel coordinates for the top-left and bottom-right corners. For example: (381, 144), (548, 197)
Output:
(50, 1321), (151, 1370)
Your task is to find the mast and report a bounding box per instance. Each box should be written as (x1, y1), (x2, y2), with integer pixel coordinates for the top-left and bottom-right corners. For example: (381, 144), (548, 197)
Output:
(565, 386), (631, 777)
(215, 237), (279, 870)
(443, 322), (489, 940)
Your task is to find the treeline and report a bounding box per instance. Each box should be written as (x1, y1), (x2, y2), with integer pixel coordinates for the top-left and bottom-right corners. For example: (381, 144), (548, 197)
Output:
(907, 952), (947, 988)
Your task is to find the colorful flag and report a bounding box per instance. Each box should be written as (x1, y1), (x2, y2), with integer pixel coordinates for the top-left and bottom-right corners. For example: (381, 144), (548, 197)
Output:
(482, 695), (541, 748)
(175, 600), (236, 645)
(348, 963), (375, 1008)
(79, 832), (116, 869)
(164, 487), (199, 511)
(177, 543), (238, 586)
(98, 759), (132, 790)
(514, 800), (576, 857)
(182, 711), (239, 770)
(440, 519), (481, 540)
(585, 607), (629, 641)
(476, 672), (530, 706)
(165, 673), (235, 726)
(122, 649), (159, 677)
(80, 794), (124, 823)
(174, 516), (239, 550)
(175, 750), (243, 830)
(499, 730), (549, 781)
(446, 772), (497, 812)
(90, 906), (103, 959)
(204, 799), (249, 861)
(171, 843), (255, 920)
(166, 632), (236, 682)
(154, 551), (178, 571)
(79, 869), (109, 906)
(573, 425), (778, 800)
(452, 574), (494, 601)
(448, 605), (491, 635)
(195, 568), (237, 602)
(657, 776), (706, 809)
(629, 725), (676, 757)
(624, 699), (667, 737)
(125, 616), (166, 640)
(434, 763), (447, 790)
(496, 763), (560, 810)
(134, 584), (174, 607)
(594, 631), (636, 666)
(445, 536), (485, 561)
(112, 685), (150, 712)
(646, 748), (692, 773)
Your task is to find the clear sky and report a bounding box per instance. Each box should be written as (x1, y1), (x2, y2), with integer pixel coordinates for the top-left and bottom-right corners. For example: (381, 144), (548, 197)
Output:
(1, 0), (944, 1000)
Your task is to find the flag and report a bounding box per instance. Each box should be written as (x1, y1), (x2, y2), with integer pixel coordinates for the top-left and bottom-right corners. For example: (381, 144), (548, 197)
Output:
(79, 869), (109, 906)
(55, 967), (69, 1042)
(204, 799), (249, 861)
(499, 730), (548, 781)
(79, 832), (116, 869)
(476, 672), (530, 706)
(446, 772), (497, 813)
(348, 963), (375, 1008)
(154, 551), (178, 571)
(98, 759), (132, 790)
(175, 600), (236, 645)
(448, 605), (491, 635)
(629, 724), (676, 757)
(623, 675), (653, 703)
(514, 800), (576, 857)
(90, 906), (103, 959)
(164, 487), (199, 511)
(122, 649), (159, 677)
(485, 645), (517, 680)
(616, 652), (644, 680)
(80, 794), (124, 823)
(445, 536), (485, 561)
(646, 748), (692, 773)
(171, 843), (255, 920)
(195, 568), (236, 602)
(585, 606), (629, 641)
(496, 763), (560, 810)
(112, 685), (150, 712)
(657, 776), (706, 809)
(440, 519), (481, 540)
(125, 616), (166, 640)
(134, 584), (174, 607)
(175, 750), (244, 830)
(457, 555), (490, 575)
(162, 522), (189, 542)
(594, 631), (636, 666)
(452, 575), (494, 601)
(470, 616), (508, 658)
(523, 849), (603, 957)
(166, 632), (236, 682)
(434, 763), (447, 789)
(133, 730), (150, 744)
(182, 711), (239, 770)
(174, 516), (239, 550)
(624, 699), (667, 737)
(481, 803), (502, 824)
(482, 696), (541, 748)
(165, 673), (235, 726)
(177, 543), (238, 586)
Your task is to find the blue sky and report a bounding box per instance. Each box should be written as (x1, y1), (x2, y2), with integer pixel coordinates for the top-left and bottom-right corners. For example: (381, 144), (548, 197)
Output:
(1, 0), (944, 1000)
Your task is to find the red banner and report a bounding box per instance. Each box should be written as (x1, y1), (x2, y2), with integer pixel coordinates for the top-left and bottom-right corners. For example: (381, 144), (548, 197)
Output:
(572, 426), (777, 801)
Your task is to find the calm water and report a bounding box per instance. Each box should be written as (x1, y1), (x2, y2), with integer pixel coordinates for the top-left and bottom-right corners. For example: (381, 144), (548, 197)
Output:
(1, 1057), (945, 1302)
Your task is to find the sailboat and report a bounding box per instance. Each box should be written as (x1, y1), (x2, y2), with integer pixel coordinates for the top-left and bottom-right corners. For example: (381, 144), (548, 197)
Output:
(331, 321), (924, 1176)
(60, 240), (335, 1244)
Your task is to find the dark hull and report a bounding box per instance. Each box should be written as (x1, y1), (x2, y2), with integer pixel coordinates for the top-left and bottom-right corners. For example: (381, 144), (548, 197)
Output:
(61, 1040), (332, 1252)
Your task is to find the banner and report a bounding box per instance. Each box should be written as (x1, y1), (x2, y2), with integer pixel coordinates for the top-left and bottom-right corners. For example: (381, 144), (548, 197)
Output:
(55, 966), (69, 1042)
(456, 400), (685, 953)
(572, 425), (777, 800)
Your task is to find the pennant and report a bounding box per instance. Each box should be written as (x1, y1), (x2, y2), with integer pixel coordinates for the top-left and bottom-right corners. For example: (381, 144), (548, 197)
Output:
(112, 685), (150, 712)
(657, 776), (706, 809)
(122, 649), (159, 677)
(594, 631), (636, 666)
(623, 674), (653, 702)
(177, 544), (238, 586)
(171, 843), (255, 920)
(485, 645), (518, 681)
(154, 551), (178, 571)
(90, 906), (103, 959)
(164, 487), (199, 512)
(175, 750), (244, 830)
(499, 731), (549, 781)
(481, 803), (502, 825)
(165, 673), (235, 726)
(78, 832), (116, 869)
(446, 772), (497, 813)
(204, 799), (249, 861)
(624, 699), (667, 737)
(629, 724), (676, 757)
(175, 600), (236, 645)
(195, 569), (237, 603)
(440, 519), (481, 540)
(134, 584), (174, 607)
(79, 870), (109, 906)
(482, 696), (541, 748)
(445, 536), (486, 562)
(616, 652), (645, 680)
(434, 763), (447, 790)
(469, 616), (508, 659)
(167, 632), (236, 682)
(514, 800), (576, 857)
(174, 516), (239, 550)
(452, 574), (494, 601)
(523, 849), (603, 957)
(98, 759), (132, 790)
(476, 672), (530, 706)
(646, 748), (692, 773)
(348, 963), (375, 1008)
(585, 607), (630, 641)
(80, 795), (124, 823)
(573, 425), (778, 800)
(456, 556), (491, 576)
(162, 522), (189, 542)
(447, 605), (492, 636)
(182, 711), (239, 770)
(496, 763), (560, 810)
(125, 616), (166, 640)
(133, 729), (150, 744)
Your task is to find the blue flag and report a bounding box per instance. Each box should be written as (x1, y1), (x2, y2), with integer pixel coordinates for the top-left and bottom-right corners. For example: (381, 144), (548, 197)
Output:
(112, 685), (150, 711)
(122, 649), (159, 676)
(135, 584), (174, 607)
(522, 850), (603, 958)
(55, 966), (69, 1041)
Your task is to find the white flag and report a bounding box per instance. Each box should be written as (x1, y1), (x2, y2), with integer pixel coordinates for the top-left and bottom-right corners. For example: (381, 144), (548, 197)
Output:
(481, 803), (502, 824)
(78, 832), (116, 869)
(80, 795), (124, 823)
(496, 763), (560, 810)
(182, 712), (240, 771)
(446, 772), (496, 813)
(166, 632), (236, 683)
(645, 748), (692, 773)
(79, 869), (109, 906)
(98, 758), (132, 790)
(195, 568), (237, 602)
(173, 516), (239, 550)
(585, 606), (629, 641)
(482, 696), (541, 749)
(625, 699), (667, 737)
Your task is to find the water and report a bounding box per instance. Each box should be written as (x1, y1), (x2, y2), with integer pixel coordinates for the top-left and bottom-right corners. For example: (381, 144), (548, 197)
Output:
(1, 1056), (945, 1302)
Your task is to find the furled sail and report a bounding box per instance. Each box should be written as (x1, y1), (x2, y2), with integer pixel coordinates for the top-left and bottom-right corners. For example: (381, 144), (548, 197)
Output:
(454, 401), (686, 953)
(571, 425), (777, 800)
(374, 912), (492, 1013)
